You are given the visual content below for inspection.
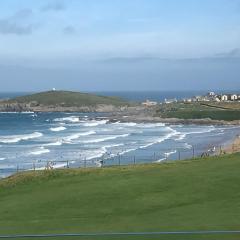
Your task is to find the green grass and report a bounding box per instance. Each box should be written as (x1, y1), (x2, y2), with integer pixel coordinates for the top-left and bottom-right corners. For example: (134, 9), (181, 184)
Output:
(7, 91), (129, 107)
(156, 102), (240, 121)
(1, 153), (240, 240)
(161, 110), (240, 121)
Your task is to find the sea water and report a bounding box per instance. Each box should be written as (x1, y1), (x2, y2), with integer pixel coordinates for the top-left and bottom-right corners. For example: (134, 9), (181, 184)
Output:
(0, 111), (239, 178)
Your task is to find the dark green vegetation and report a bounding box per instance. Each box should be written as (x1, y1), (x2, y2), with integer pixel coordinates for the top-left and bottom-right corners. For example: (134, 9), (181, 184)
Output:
(1, 153), (240, 239)
(155, 102), (240, 121)
(8, 91), (129, 107)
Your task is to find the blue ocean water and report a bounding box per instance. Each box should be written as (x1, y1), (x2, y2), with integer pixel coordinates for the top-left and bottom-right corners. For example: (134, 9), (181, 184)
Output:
(0, 111), (239, 178)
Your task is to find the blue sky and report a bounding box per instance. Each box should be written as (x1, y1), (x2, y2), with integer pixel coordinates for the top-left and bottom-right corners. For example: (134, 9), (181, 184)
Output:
(0, 0), (240, 91)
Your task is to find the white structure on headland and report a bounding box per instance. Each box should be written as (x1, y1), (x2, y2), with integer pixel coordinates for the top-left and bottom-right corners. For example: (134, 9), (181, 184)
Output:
(142, 99), (157, 106)
(52, 88), (56, 91)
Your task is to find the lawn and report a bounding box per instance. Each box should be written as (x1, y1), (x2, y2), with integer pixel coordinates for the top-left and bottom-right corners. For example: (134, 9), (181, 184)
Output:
(155, 102), (240, 120)
(0, 153), (240, 239)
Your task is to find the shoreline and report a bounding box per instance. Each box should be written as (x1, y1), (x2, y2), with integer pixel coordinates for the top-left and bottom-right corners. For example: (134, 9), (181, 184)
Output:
(1, 109), (240, 126)
(107, 114), (240, 126)
(222, 134), (240, 154)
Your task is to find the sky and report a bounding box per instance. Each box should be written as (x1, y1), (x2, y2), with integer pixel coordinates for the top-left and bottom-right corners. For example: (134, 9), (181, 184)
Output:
(0, 0), (240, 92)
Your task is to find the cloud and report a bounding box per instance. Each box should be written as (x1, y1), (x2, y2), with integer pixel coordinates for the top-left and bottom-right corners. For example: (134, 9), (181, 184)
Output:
(0, 20), (32, 35)
(63, 25), (76, 35)
(41, 2), (66, 12)
(0, 9), (33, 35)
(215, 48), (240, 58)
(14, 9), (33, 19)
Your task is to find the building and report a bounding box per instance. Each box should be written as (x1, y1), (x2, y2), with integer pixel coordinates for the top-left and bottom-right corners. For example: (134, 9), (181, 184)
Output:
(142, 99), (158, 107)
(230, 94), (238, 101)
(208, 92), (215, 97)
(221, 95), (228, 101)
(164, 98), (177, 104)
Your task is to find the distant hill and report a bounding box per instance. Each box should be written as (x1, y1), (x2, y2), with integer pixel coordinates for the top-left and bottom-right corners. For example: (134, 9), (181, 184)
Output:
(8, 90), (129, 107)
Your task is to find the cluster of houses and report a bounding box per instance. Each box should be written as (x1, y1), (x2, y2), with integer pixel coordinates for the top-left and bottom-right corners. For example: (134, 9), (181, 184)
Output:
(182, 92), (240, 103)
(141, 92), (240, 106)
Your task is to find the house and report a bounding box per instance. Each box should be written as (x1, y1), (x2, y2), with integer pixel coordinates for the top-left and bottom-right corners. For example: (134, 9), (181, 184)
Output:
(230, 94), (238, 101)
(164, 98), (177, 104)
(142, 99), (157, 107)
(221, 95), (228, 101)
(208, 92), (215, 97)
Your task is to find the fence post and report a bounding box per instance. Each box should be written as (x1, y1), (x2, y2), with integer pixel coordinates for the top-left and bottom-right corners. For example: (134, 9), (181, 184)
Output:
(67, 160), (69, 168)
(118, 154), (121, 166)
(84, 158), (87, 168)
(134, 155), (136, 165)
(33, 162), (35, 171)
(17, 164), (19, 173)
(153, 152), (156, 161)
(192, 146), (195, 158)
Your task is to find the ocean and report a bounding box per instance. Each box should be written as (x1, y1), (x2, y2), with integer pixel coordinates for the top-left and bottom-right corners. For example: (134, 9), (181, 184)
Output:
(0, 92), (239, 178)
(0, 111), (239, 178)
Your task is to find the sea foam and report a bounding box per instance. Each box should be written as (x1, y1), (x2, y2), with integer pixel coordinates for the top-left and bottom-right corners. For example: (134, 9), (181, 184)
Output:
(50, 126), (66, 132)
(29, 147), (50, 156)
(54, 116), (80, 123)
(82, 134), (129, 144)
(64, 131), (96, 143)
(0, 132), (43, 144)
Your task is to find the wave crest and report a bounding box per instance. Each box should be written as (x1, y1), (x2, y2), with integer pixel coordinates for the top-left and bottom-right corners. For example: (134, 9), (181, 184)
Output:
(0, 132), (43, 144)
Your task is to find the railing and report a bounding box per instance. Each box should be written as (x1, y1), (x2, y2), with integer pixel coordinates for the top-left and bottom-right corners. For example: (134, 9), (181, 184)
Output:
(1, 142), (238, 179)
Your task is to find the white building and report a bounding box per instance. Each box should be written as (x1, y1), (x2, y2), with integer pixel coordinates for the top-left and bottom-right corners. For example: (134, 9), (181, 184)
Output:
(142, 99), (157, 107)
(208, 92), (215, 97)
(164, 98), (177, 104)
(230, 94), (238, 101)
(221, 95), (228, 101)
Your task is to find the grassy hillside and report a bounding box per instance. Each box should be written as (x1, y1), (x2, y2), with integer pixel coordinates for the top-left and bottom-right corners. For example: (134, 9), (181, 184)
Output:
(156, 102), (240, 121)
(1, 153), (240, 239)
(8, 91), (129, 107)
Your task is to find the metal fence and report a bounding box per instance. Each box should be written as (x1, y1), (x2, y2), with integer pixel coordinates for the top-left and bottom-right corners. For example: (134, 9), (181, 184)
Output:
(1, 142), (238, 179)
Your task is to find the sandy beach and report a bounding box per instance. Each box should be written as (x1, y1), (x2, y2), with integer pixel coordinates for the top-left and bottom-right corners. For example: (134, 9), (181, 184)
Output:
(222, 134), (240, 154)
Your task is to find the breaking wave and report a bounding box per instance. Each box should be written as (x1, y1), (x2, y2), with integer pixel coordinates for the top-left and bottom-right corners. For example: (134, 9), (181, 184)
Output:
(50, 126), (66, 132)
(83, 120), (108, 127)
(82, 134), (130, 144)
(64, 131), (96, 143)
(29, 147), (50, 156)
(0, 132), (43, 144)
(54, 116), (80, 123)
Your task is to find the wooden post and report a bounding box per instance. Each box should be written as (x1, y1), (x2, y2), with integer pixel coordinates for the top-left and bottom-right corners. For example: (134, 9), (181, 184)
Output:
(84, 158), (87, 168)
(178, 151), (181, 160)
(67, 160), (69, 168)
(192, 146), (195, 158)
(118, 154), (121, 166)
(134, 155), (136, 165)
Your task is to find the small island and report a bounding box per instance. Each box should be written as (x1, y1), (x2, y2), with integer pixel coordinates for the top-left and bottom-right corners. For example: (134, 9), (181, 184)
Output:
(0, 90), (131, 112)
